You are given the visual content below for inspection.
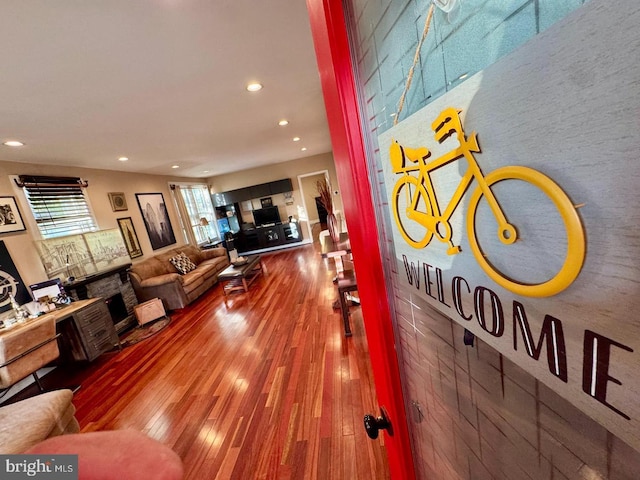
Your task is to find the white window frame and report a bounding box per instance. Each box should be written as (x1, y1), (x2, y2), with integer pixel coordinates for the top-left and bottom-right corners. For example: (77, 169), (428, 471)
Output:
(170, 183), (219, 245)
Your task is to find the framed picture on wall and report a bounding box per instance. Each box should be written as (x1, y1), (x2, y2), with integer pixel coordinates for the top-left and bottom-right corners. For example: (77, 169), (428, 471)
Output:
(108, 192), (128, 211)
(260, 197), (273, 208)
(0, 196), (26, 234)
(117, 217), (143, 258)
(0, 240), (30, 313)
(135, 193), (177, 250)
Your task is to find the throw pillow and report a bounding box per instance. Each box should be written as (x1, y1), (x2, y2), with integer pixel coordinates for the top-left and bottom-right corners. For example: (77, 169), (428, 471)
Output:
(169, 252), (197, 275)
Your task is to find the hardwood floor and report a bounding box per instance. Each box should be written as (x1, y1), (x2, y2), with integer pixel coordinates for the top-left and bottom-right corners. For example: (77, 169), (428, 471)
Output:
(69, 245), (390, 479)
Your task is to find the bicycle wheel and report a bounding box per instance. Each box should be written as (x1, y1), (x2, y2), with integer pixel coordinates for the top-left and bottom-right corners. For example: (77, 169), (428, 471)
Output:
(392, 175), (434, 248)
(467, 166), (585, 297)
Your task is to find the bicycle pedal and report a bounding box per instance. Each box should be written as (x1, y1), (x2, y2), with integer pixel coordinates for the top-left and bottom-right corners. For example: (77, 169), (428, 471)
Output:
(447, 246), (461, 255)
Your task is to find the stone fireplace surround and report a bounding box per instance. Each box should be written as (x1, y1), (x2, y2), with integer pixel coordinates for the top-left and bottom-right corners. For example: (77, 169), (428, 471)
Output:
(64, 264), (137, 334)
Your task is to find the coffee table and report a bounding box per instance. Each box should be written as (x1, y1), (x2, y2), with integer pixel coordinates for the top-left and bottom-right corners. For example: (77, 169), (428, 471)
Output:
(218, 255), (265, 296)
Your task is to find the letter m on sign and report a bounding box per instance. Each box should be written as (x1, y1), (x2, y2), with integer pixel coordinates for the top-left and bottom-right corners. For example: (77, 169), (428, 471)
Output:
(513, 302), (568, 382)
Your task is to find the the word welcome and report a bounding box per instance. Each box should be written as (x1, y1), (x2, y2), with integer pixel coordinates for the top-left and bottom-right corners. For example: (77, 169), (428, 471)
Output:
(403, 255), (633, 420)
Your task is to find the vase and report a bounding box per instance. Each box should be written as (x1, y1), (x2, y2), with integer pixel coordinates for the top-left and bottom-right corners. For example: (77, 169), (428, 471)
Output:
(327, 212), (340, 242)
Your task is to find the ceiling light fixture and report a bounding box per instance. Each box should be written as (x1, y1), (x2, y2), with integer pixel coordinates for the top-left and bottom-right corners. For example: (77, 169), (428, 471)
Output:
(278, 120), (289, 126)
(293, 137), (300, 142)
(171, 165), (180, 169)
(301, 147), (307, 151)
(3, 140), (24, 147)
(246, 82), (263, 92)
(118, 157), (129, 162)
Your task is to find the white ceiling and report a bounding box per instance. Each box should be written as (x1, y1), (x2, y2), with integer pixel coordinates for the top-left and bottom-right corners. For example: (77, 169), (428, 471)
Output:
(0, 0), (332, 178)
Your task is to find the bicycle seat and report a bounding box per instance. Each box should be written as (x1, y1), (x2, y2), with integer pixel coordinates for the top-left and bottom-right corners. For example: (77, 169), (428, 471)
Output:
(390, 140), (429, 172)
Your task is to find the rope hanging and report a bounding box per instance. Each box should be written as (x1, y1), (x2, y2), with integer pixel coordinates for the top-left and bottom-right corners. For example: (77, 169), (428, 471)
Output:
(394, 3), (435, 126)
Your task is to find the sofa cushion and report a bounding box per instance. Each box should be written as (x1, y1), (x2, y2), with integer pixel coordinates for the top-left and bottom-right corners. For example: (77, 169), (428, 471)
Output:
(199, 256), (229, 271)
(180, 270), (205, 294)
(169, 253), (197, 275)
(181, 245), (205, 264)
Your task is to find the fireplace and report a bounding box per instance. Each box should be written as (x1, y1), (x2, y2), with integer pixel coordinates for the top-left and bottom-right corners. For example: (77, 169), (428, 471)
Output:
(65, 264), (137, 334)
(105, 293), (128, 326)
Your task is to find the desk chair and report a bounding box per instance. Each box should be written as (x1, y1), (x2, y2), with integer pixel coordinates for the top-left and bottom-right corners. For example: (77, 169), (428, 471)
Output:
(0, 316), (61, 396)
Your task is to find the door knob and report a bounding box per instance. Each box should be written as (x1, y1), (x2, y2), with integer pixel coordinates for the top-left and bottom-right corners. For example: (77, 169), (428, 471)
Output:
(363, 406), (392, 439)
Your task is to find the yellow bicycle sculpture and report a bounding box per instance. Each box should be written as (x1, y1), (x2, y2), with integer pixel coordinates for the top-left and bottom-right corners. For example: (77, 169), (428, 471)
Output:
(390, 107), (585, 297)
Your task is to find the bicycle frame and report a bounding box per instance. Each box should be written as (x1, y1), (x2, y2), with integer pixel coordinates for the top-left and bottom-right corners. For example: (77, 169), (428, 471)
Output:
(394, 107), (515, 252)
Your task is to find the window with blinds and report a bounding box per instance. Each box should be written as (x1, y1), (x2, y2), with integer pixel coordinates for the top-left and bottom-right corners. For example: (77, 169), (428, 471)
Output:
(17, 175), (97, 238)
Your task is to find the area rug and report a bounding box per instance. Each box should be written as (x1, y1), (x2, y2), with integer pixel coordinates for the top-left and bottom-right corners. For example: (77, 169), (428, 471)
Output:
(120, 316), (171, 348)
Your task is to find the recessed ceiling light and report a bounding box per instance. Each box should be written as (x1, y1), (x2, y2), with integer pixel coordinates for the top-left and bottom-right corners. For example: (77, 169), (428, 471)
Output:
(118, 157), (129, 162)
(171, 165), (180, 169)
(292, 137), (300, 142)
(3, 140), (24, 147)
(278, 119), (289, 126)
(301, 147), (307, 151)
(246, 82), (263, 92)
(203, 170), (209, 174)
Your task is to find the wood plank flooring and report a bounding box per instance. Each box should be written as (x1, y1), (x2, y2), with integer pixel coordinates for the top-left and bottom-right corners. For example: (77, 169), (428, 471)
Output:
(68, 245), (390, 479)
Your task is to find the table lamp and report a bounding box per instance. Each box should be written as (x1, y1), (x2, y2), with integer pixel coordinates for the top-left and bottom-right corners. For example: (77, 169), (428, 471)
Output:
(200, 217), (211, 243)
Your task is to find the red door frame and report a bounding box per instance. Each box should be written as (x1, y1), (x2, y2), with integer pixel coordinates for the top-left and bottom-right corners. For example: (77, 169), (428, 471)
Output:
(306, 1), (416, 478)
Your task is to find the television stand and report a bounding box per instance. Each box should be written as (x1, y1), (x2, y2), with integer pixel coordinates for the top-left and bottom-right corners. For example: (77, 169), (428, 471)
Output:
(239, 222), (303, 251)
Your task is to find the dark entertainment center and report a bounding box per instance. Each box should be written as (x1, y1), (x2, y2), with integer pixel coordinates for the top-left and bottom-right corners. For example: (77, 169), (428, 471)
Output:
(212, 178), (303, 253)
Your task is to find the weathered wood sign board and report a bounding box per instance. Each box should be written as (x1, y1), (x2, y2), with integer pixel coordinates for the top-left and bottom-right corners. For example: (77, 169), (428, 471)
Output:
(378, 1), (640, 451)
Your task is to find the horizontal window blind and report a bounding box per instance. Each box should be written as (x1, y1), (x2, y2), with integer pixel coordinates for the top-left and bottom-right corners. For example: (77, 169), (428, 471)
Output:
(18, 175), (97, 238)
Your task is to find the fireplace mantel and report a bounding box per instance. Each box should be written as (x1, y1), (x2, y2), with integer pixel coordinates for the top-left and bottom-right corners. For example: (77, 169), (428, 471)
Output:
(64, 264), (131, 298)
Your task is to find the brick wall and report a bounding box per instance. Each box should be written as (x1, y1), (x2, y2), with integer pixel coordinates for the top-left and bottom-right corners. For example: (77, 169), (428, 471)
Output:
(344, 0), (640, 478)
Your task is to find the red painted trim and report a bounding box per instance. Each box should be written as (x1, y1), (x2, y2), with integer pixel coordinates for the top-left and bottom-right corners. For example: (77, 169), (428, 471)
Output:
(306, 1), (416, 478)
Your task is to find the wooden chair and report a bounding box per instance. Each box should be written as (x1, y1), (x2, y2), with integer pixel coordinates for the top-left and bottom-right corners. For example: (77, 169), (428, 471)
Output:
(0, 316), (60, 395)
(337, 271), (358, 337)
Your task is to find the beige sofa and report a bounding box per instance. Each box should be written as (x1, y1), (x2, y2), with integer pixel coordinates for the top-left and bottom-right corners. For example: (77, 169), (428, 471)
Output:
(129, 245), (230, 310)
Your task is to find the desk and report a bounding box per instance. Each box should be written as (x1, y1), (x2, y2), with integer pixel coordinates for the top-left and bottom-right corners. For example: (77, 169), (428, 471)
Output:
(52, 299), (119, 362)
(0, 299), (119, 363)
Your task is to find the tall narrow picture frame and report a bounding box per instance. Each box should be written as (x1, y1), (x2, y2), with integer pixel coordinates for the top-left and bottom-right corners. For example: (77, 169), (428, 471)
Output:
(135, 193), (176, 250)
(117, 217), (143, 258)
(0, 196), (26, 234)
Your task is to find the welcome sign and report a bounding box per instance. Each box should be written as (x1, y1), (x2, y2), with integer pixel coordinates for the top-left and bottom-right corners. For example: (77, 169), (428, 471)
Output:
(378, 2), (640, 451)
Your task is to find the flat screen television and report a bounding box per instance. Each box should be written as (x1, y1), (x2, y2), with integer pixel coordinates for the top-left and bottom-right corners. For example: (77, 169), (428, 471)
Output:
(252, 206), (280, 227)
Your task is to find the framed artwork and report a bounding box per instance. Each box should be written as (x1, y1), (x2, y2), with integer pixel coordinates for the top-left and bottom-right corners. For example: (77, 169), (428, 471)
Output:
(260, 197), (273, 208)
(0, 196), (26, 234)
(108, 192), (128, 211)
(0, 240), (30, 313)
(117, 217), (143, 258)
(135, 193), (177, 250)
(34, 229), (130, 279)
